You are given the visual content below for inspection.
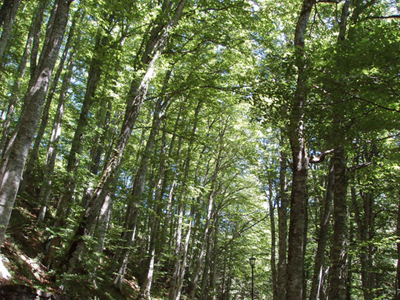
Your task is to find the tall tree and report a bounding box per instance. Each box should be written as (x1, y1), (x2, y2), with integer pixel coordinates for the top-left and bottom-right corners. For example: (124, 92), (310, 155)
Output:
(0, 0), (73, 245)
(64, 0), (187, 276)
(0, 0), (22, 63)
(286, 0), (314, 299)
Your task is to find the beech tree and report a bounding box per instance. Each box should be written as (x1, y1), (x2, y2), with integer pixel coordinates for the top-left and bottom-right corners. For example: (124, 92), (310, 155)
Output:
(0, 0), (399, 299)
(0, 0), (73, 245)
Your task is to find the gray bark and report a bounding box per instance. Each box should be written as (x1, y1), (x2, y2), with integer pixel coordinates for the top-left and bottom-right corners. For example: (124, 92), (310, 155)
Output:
(0, 0), (73, 246)
(169, 100), (202, 300)
(0, 0), (22, 61)
(113, 94), (171, 291)
(140, 71), (172, 299)
(277, 149), (288, 300)
(188, 123), (224, 300)
(0, 1), (47, 159)
(55, 28), (107, 227)
(309, 160), (334, 300)
(36, 33), (79, 225)
(329, 145), (348, 300)
(328, 2), (350, 299)
(21, 7), (80, 194)
(157, 100), (186, 260)
(286, 1), (314, 299)
(267, 176), (277, 299)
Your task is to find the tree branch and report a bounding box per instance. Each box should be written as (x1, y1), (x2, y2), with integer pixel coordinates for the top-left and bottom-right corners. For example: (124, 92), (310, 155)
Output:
(310, 148), (335, 163)
(365, 14), (400, 20)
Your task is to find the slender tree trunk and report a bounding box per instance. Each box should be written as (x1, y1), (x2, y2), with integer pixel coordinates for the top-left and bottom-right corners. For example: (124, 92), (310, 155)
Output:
(113, 95), (170, 291)
(309, 160), (334, 300)
(189, 132), (223, 300)
(169, 100), (203, 300)
(169, 201), (185, 300)
(209, 220), (219, 299)
(156, 101), (185, 262)
(397, 193), (400, 300)
(64, 1), (187, 275)
(329, 145), (348, 300)
(21, 7), (80, 194)
(328, 3), (351, 298)
(176, 209), (195, 299)
(36, 35), (79, 225)
(200, 222), (214, 300)
(0, 0), (47, 172)
(0, 1), (47, 159)
(277, 149), (288, 299)
(267, 177), (277, 299)
(140, 144), (166, 298)
(0, 0), (73, 246)
(55, 28), (107, 227)
(0, 0), (22, 62)
(351, 182), (375, 300)
(286, 1), (314, 299)
(140, 72), (173, 299)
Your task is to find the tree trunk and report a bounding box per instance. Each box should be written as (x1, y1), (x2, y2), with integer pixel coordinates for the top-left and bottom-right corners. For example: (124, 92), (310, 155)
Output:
(0, 0), (72, 246)
(277, 149), (288, 299)
(36, 32), (79, 225)
(267, 176), (277, 299)
(140, 130), (167, 298)
(21, 7), (80, 194)
(397, 193), (400, 300)
(329, 145), (348, 300)
(113, 94), (171, 291)
(0, 0), (22, 62)
(328, 3), (351, 298)
(0, 0), (47, 159)
(169, 100), (203, 300)
(156, 100), (186, 262)
(188, 128), (223, 300)
(309, 160), (334, 300)
(55, 28), (107, 227)
(286, 1), (314, 299)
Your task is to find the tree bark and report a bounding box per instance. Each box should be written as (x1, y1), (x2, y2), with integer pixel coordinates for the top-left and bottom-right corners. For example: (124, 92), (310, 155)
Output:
(329, 145), (348, 300)
(328, 2), (351, 299)
(0, 0), (47, 159)
(277, 149), (288, 300)
(397, 192), (400, 300)
(21, 6), (80, 194)
(0, 0), (73, 246)
(267, 176), (277, 299)
(188, 122), (224, 300)
(55, 27), (107, 227)
(286, 1), (314, 299)
(169, 100), (203, 300)
(36, 31), (79, 225)
(0, 0), (22, 62)
(113, 93), (171, 291)
(140, 119), (168, 298)
(309, 160), (334, 300)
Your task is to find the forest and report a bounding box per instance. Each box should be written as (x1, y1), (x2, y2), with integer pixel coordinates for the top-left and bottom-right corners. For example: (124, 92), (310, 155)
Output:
(0, 0), (399, 299)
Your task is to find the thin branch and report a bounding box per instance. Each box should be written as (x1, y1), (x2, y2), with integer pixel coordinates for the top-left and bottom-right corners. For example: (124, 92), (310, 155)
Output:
(365, 14), (400, 20)
(221, 214), (269, 250)
(351, 95), (400, 113)
(347, 161), (373, 173)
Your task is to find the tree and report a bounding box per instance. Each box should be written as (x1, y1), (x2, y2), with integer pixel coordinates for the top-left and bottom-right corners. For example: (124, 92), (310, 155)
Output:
(0, 0), (73, 245)
(286, 1), (314, 299)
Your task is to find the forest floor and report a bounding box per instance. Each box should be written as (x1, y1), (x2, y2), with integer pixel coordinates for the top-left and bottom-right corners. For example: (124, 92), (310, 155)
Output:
(0, 194), (144, 299)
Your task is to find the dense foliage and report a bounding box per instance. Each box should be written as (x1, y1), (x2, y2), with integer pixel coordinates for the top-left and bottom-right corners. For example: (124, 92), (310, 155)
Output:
(0, 0), (399, 299)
